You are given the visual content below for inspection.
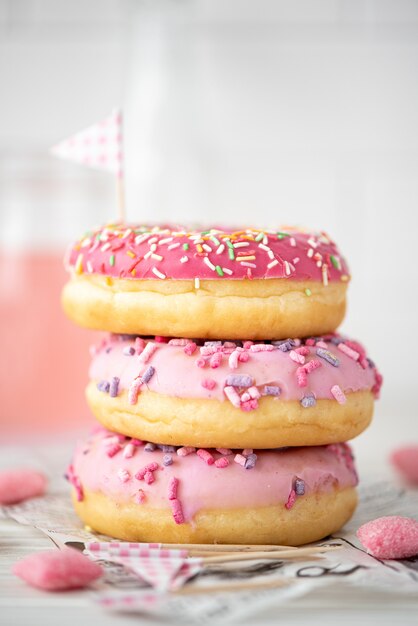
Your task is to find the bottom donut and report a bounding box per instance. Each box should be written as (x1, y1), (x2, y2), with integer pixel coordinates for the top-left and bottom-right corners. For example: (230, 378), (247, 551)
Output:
(68, 428), (359, 545)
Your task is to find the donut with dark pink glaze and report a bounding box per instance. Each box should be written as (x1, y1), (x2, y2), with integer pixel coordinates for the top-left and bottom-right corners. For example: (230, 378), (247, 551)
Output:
(62, 223), (350, 339)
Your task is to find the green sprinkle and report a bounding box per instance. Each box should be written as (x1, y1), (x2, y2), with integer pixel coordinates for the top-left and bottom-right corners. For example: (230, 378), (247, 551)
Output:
(211, 236), (221, 246)
(201, 230), (211, 236)
(228, 248), (235, 260)
(109, 254), (115, 267)
(183, 243), (189, 250)
(305, 288), (312, 297)
(225, 240), (234, 249)
(255, 232), (265, 242)
(215, 265), (224, 276)
(330, 255), (340, 269)
(277, 231), (290, 239)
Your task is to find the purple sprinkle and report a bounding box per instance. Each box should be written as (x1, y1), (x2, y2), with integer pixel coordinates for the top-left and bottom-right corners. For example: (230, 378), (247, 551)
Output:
(97, 380), (110, 393)
(162, 454), (173, 466)
(123, 346), (135, 356)
(316, 348), (339, 367)
(144, 442), (156, 452)
(162, 445), (176, 453)
(105, 347), (112, 353)
(244, 453), (258, 469)
(295, 477), (305, 495)
(141, 365), (155, 384)
(263, 385), (281, 397)
(330, 336), (344, 345)
(109, 376), (120, 397)
(275, 340), (295, 352)
(301, 393), (316, 408)
(225, 374), (254, 388)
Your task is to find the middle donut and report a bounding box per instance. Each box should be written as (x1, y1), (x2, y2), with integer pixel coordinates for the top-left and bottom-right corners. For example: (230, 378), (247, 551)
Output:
(87, 334), (382, 449)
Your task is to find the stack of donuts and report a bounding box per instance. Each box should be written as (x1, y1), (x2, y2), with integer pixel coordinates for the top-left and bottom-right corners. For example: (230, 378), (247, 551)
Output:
(63, 224), (382, 545)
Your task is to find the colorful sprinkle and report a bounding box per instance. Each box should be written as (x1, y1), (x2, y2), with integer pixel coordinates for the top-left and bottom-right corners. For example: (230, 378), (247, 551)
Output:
(225, 374), (254, 388)
(316, 348), (340, 367)
(109, 377), (120, 398)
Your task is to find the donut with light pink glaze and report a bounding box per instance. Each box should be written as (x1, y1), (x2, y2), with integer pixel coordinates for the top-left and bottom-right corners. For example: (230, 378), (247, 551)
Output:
(62, 224), (350, 340)
(69, 428), (359, 544)
(86, 333), (382, 449)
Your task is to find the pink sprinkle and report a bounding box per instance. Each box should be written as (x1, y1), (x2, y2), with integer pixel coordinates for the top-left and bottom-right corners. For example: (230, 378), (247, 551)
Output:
(304, 358), (322, 373)
(234, 454), (246, 466)
(338, 342), (360, 361)
(177, 446), (196, 457)
(138, 342), (157, 363)
(123, 443), (136, 459)
(144, 471), (155, 485)
(195, 357), (206, 368)
(391, 446), (418, 484)
(210, 352), (222, 368)
(136, 489), (146, 504)
(331, 384), (347, 404)
(357, 516), (418, 559)
(0, 469), (47, 505)
(215, 457), (229, 468)
(216, 448), (233, 456)
(135, 337), (145, 355)
(106, 443), (122, 458)
(248, 386), (261, 400)
(228, 350), (240, 369)
(131, 439), (143, 447)
(66, 465), (83, 502)
(243, 341), (254, 349)
(295, 346), (310, 356)
(224, 386), (241, 408)
(250, 344), (274, 352)
(197, 449), (215, 465)
(201, 378), (216, 390)
(135, 462), (159, 480)
(238, 352), (250, 363)
(128, 378), (141, 405)
(170, 498), (184, 524)
(117, 469), (131, 483)
(241, 399), (258, 411)
(285, 489), (297, 510)
(184, 342), (197, 355)
(316, 340), (328, 349)
(154, 335), (168, 343)
(305, 338), (316, 346)
(289, 350), (305, 365)
(359, 356), (369, 370)
(200, 345), (217, 356)
(224, 342), (236, 349)
(12, 547), (103, 591)
(296, 367), (308, 387)
(167, 477), (179, 500)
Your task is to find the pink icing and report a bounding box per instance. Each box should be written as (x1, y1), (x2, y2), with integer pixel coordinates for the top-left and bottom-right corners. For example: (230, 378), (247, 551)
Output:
(66, 224), (350, 282)
(89, 334), (381, 408)
(71, 429), (358, 522)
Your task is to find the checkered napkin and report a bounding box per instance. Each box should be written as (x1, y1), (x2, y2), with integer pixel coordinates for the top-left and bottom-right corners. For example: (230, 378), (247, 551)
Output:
(84, 542), (203, 592)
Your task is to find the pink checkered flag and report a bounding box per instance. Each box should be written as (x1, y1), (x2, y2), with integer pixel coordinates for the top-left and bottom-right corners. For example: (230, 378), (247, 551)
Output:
(51, 109), (125, 221)
(84, 542), (203, 592)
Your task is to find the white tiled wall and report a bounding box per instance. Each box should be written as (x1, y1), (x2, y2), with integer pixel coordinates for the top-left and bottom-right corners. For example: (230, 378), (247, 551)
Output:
(0, 1), (417, 452)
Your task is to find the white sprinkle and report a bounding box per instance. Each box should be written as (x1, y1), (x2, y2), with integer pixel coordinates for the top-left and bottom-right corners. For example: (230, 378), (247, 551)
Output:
(307, 238), (318, 248)
(194, 277), (200, 289)
(148, 236), (158, 245)
(258, 244), (270, 252)
(307, 248), (314, 258)
(224, 386), (242, 408)
(317, 260), (323, 268)
(233, 242), (249, 248)
(322, 264), (329, 286)
(263, 235), (268, 244)
(151, 253), (163, 261)
(180, 256), (189, 263)
(149, 243), (157, 252)
(86, 260), (94, 273)
(101, 242), (111, 252)
(203, 257), (216, 271)
(138, 342), (158, 363)
(123, 443), (136, 458)
(158, 237), (173, 245)
(117, 469), (131, 483)
(193, 238), (204, 244)
(222, 267), (233, 275)
(293, 257), (300, 264)
(144, 250), (152, 259)
(122, 228), (132, 239)
(202, 243), (212, 253)
(240, 261), (256, 268)
(167, 242), (180, 250)
(267, 259), (279, 269)
(284, 261), (291, 276)
(152, 267), (166, 279)
(135, 233), (151, 245)
(289, 237), (296, 247)
(216, 244), (225, 255)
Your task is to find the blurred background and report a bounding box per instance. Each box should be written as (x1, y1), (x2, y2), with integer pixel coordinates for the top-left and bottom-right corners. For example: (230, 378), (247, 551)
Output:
(0, 1), (417, 468)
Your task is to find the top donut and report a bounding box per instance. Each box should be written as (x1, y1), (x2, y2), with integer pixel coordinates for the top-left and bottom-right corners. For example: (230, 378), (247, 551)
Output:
(62, 223), (350, 340)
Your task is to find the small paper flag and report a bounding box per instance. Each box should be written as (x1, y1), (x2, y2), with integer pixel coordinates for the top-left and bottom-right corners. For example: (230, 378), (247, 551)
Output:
(51, 109), (123, 179)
